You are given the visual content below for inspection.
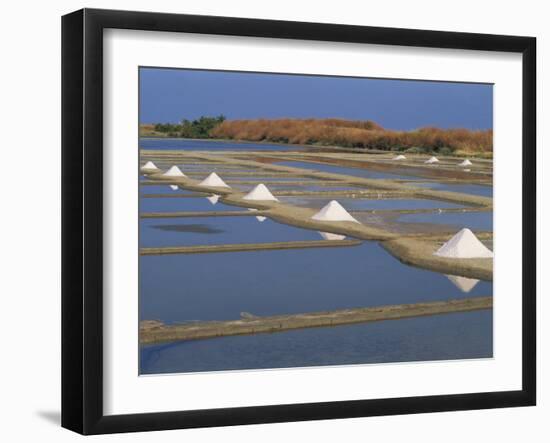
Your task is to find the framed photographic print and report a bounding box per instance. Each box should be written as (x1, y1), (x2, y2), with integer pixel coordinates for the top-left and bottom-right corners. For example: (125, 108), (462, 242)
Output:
(61, 8), (536, 435)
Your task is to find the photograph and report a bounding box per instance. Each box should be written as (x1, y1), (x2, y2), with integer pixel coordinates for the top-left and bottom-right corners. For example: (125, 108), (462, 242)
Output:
(138, 67), (494, 375)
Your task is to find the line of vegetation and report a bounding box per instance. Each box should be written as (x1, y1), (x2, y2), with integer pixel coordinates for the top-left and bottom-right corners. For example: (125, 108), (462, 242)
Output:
(143, 115), (227, 138)
(140, 116), (492, 155)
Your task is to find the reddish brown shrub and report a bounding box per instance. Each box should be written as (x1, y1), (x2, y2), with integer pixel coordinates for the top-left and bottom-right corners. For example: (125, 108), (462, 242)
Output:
(210, 118), (492, 153)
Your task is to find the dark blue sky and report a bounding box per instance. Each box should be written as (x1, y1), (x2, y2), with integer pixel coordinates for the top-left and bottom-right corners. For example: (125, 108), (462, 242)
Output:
(139, 68), (493, 130)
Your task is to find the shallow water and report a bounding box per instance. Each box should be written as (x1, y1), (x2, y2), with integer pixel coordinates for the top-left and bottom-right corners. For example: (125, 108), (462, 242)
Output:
(276, 160), (416, 180)
(139, 170), (493, 374)
(279, 196), (465, 211)
(139, 242), (492, 323)
(140, 184), (201, 195)
(267, 184), (361, 192)
(140, 196), (241, 213)
(140, 138), (303, 151)
(398, 211), (493, 231)
(411, 181), (493, 197)
(140, 310), (492, 374)
(177, 166), (261, 174)
(224, 176), (314, 182)
(140, 216), (322, 247)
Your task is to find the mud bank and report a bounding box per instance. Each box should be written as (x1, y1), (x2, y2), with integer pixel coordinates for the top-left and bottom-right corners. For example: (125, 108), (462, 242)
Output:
(140, 296), (492, 344)
(140, 239), (363, 255)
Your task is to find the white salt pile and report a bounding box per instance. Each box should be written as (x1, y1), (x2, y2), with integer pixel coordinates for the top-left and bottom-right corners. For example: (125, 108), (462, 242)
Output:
(206, 194), (220, 205)
(318, 231), (346, 241)
(141, 161), (158, 172)
(425, 156), (440, 164)
(434, 228), (493, 258)
(393, 154), (407, 161)
(459, 159), (473, 166)
(169, 185), (179, 191)
(242, 184), (279, 201)
(311, 200), (359, 223)
(446, 275), (480, 293)
(163, 166), (186, 177)
(198, 172), (230, 188)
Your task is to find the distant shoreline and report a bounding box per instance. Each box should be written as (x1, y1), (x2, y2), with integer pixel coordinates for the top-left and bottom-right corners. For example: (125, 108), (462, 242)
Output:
(140, 117), (493, 158)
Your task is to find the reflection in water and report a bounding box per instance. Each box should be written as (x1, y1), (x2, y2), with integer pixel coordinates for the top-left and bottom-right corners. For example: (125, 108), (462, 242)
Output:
(169, 185), (178, 191)
(138, 152), (493, 373)
(206, 194), (220, 205)
(446, 275), (480, 293)
(140, 215), (321, 248)
(140, 243), (492, 323)
(318, 231), (346, 241)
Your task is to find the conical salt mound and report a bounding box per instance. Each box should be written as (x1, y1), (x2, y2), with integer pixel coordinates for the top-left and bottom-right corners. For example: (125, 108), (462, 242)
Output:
(198, 172), (230, 188)
(425, 156), (439, 164)
(318, 231), (346, 241)
(311, 200), (359, 223)
(256, 216), (267, 222)
(206, 194), (220, 205)
(393, 154), (406, 161)
(459, 159), (473, 167)
(242, 184), (279, 201)
(141, 161), (158, 172)
(169, 185), (179, 191)
(446, 275), (480, 293)
(434, 228), (493, 258)
(163, 166), (186, 177)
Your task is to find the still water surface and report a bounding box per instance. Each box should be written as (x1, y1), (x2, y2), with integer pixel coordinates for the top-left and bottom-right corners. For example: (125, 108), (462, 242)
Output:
(279, 196), (465, 211)
(138, 146), (493, 374)
(398, 211), (493, 231)
(276, 160), (415, 180)
(140, 242), (492, 323)
(411, 181), (493, 197)
(141, 310), (492, 374)
(140, 216), (322, 247)
(140, 138), (303, 151)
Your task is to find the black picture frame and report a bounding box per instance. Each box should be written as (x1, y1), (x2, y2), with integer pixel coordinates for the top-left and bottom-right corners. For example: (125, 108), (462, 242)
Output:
(62, 8), (536, 435)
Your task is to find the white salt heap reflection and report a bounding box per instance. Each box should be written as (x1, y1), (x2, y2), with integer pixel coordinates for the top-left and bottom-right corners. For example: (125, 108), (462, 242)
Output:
(434, 228), (493, 259)
(169, 185), (179, 191)
(242, 184), (279, 202)
(199, 172), (230, 188)
(311, 200), (359, 223)
(206, 194), (220, 205)
(393, 154), (406, 161)
(318, 231), (346, 241)
(163, 166), (186, 177)
(446, 275), (480, 293)
(247, 208), (266, 222)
